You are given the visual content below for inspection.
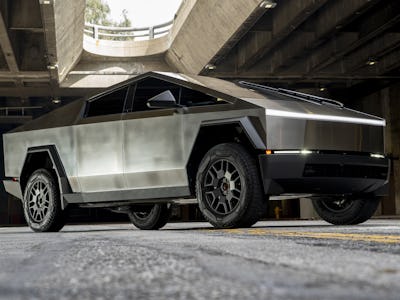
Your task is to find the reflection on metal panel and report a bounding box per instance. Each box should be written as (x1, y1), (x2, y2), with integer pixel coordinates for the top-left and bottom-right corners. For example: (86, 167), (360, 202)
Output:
(266, 116), (384, 153)
(3, 180), (23, 199)
(3, 127), (77, 187)
(266, 109), (385, 126)
(75, 120), (124, 192)
(123, 112), (187, 189)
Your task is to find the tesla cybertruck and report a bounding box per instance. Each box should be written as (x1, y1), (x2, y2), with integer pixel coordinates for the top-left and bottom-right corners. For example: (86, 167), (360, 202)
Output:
(3, 72), (389, 231)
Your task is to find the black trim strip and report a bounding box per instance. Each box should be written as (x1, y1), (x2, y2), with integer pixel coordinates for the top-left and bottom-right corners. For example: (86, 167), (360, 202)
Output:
(63, 186), (190, 205)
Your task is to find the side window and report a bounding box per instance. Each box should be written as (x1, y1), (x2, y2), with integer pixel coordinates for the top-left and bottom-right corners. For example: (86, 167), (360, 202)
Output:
(130, 77), (229, 113)
(85, 87), (128, 117)
(179, 87), (227, 107)
(132, 78), (180, 112)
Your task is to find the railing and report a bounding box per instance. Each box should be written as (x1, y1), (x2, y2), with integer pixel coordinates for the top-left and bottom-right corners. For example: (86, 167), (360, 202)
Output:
(0, 106), (42, 116)
(84, 20), (174, 41)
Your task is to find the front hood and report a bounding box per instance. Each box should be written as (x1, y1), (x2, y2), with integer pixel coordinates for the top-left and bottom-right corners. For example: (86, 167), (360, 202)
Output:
(241, 97), (385, 127)
(241, 97), (385, 154)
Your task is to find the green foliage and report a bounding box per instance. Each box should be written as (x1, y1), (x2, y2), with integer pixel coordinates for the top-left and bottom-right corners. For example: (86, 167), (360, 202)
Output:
(85, 0), (133, 40)
(85, 0), (132, 27)
(120, 9), (132, 27)
(85, 0), (112, 26)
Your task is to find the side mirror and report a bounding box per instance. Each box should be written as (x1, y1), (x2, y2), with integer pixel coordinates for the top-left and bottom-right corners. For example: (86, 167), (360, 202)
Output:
(147, 90), (181, 109)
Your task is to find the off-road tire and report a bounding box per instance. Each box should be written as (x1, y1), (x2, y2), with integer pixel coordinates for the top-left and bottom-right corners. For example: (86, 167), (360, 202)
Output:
(23, 169), (66, 232)
(196, 143), (266, 228)
(128, 204), (170, 230)
(312, 196), (381, 225)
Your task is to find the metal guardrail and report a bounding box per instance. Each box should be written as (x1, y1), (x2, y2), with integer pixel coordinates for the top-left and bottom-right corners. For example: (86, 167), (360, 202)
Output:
(84, 20), (174, 40)
(0, 106), (42, 116)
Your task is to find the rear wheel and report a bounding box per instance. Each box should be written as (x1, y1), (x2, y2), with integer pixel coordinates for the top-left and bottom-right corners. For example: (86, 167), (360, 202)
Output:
(196, 143), (266, 228)
(312, 195), (380, 225)
(23, 169), (66, 232)
(128, 204), (170, 230)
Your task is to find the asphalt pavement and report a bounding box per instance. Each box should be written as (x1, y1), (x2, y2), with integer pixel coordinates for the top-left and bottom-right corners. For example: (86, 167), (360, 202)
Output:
(0, 219), (399, 300)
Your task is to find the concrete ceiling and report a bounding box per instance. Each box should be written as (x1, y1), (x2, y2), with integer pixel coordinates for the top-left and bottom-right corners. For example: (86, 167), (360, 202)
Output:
(201, 0), (400, 99)
(0, 0), (92, 124)
(0, 0), (399, 125)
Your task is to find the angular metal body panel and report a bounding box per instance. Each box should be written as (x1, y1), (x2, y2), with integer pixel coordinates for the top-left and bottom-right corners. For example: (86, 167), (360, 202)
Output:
(75, 119), (125, 192)
(266, 116), (384, 153)
(122, 110), (187, 190)
(3, 126), (79, 191)
(2, 72), (388, 204)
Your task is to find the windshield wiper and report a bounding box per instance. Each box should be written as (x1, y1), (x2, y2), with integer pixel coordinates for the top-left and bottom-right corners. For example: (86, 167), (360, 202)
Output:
(238, 81), (344, 108)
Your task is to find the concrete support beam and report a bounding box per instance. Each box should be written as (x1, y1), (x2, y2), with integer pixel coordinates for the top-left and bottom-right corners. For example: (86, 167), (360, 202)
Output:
(279, 29), (400, 78)
(236, 31), (272, 69)
(0, 116), (32, 124)
(0, 71), (49, 80)
(165, 0), (265, 74)
(312, 0), (377, 44)
(9, 0), (42, 30)
(0, 9), (18, 72)
(0, 87), (100, 97)
(62, 59), (171, 88)
(311, 1), (400, 73)
(263, 0), (378, 73)
(276, 32), (359, 75)
(336, 33), (400, 74)
(270, 32), (315, 73)
(238, 0), (328, 70)
(39, 0), (85, 83)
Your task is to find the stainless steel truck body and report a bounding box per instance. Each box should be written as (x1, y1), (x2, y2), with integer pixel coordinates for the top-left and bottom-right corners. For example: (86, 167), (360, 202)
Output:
(2, 72), (389, 231)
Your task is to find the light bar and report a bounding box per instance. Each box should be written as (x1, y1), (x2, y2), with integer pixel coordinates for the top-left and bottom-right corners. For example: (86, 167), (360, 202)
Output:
(273, 150), (300, 154)
(273, 150), (314, 155)
(370, 153), (385, 159)
(266, 109), (386, 126)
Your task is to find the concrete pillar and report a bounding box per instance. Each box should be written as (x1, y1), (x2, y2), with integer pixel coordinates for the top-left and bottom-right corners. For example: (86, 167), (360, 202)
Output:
(388, 85), (400, 215)
(356, 83), (400, 215)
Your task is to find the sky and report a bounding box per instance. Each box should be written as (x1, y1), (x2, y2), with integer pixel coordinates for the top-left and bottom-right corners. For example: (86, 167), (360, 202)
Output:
(107, 0), (183, 27)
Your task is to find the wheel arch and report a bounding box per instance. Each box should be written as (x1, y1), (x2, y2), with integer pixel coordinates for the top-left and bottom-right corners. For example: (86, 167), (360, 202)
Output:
(20, 145), (72, 209)
(186, 117), (266, 195)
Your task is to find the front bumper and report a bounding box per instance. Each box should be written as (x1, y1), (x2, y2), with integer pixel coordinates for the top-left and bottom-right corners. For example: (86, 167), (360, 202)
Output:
(259, 153), (389, 195)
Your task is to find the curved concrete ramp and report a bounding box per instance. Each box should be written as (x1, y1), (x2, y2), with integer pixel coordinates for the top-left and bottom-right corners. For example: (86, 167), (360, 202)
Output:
(83, 34), (170, 57)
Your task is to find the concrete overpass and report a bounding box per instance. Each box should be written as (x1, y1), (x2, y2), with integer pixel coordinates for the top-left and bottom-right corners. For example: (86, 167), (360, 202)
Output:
(0, 0), (269, 112)
(1, 1), (399, 93)
(0, 0), (400, 222)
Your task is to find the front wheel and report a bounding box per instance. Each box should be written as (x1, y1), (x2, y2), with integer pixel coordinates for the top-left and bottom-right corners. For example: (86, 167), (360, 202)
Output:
(196, 143), (266, 228)
(312, 195), (381, 225)
(23, 169), (66, 232)
(128, 204), (170, 230)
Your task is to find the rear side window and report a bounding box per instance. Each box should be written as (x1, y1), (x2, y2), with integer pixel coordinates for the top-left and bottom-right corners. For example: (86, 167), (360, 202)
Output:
(179, 87), (224, 107)
(129, 77), (228, 112)
(132, 78), (180, 112)
(85, 87), (128, 117)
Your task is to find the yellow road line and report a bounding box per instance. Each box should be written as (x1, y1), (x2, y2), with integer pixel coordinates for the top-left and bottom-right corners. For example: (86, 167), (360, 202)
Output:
(207, 228), (400, 244)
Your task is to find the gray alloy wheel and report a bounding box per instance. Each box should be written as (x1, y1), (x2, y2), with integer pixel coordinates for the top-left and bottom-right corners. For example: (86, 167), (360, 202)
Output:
(23, 169), (65, 232)
(128, 204), (170, 230)
(312, 195), (381, 225)
(196, 143), (266, 228)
